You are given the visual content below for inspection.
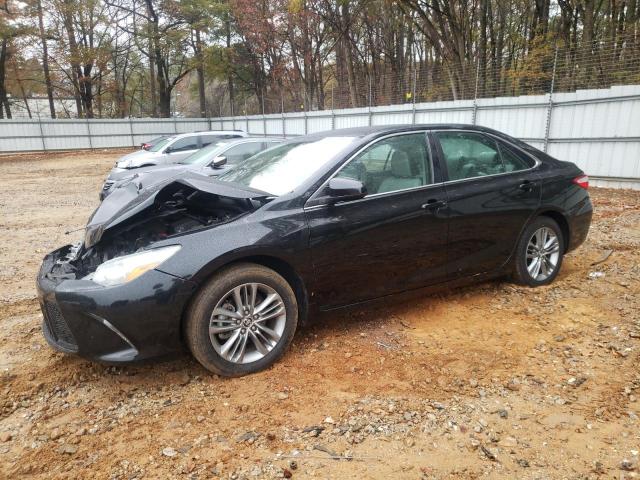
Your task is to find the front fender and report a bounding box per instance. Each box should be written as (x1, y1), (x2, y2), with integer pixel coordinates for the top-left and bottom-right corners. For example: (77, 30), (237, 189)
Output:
(154, 208), (313, 288)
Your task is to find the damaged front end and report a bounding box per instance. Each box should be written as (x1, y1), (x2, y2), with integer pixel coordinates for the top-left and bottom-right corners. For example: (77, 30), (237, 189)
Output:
(46, 174), (271, 283)
(37, 173), (271, 362)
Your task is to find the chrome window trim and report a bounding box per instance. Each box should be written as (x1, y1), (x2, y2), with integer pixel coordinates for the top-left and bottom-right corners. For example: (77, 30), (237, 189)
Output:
(431, 129), (541, 185)
(306, 130), (436, 207)
(304, 182), (444, 211)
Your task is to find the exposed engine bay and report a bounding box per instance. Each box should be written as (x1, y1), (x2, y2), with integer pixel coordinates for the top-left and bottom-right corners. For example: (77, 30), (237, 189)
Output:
(43, 179), (267, 283)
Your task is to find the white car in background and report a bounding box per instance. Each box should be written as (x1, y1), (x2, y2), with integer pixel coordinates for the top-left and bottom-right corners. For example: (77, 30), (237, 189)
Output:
(100, 137), (285, 200)
(114, 130), (248, 172)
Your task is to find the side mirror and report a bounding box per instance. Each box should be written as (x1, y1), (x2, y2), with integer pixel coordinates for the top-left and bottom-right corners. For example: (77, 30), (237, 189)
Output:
(327, 177), (366, 203)
(210, 155), (227, 168)
(164, 147), (173, 154)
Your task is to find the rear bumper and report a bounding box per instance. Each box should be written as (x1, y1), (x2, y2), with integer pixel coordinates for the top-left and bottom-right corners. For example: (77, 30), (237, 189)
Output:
(567, 195), (593, 252)
(37, 246), (197, 363)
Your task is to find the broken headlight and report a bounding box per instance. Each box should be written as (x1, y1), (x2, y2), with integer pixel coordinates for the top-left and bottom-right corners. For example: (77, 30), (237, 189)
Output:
(84, 245), (181, 286)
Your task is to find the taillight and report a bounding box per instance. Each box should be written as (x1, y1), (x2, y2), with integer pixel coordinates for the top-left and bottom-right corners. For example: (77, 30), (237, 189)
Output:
(572, 174), (589, 189)
(142, 143), (150, 150)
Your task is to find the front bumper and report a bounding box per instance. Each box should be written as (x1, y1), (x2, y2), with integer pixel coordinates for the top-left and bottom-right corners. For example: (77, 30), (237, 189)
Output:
(37, 245), (197, 363)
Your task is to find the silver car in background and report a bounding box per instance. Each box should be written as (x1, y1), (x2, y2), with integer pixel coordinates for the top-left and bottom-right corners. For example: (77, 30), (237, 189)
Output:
(113, 130), (248, 172)
(101, 137), (284, 200)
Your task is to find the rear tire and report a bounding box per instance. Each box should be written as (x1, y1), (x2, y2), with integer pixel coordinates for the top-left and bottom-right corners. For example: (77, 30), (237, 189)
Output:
(513, 216), (564, 287)
(184, 263), (298, 376)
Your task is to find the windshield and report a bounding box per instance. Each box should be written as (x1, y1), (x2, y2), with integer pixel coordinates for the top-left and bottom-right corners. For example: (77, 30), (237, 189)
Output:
(179, 140), (233, 165)
(148, 136), (174, 152)
(217, 136), (357, 196)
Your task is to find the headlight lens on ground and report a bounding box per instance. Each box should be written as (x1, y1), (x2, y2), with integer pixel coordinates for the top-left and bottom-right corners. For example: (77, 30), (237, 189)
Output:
(86, 245), (181, 286)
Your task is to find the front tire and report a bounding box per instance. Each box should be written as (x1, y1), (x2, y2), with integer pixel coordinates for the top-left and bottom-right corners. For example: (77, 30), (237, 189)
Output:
(184, 263), (298, 376)
(513, 216), (564, 287)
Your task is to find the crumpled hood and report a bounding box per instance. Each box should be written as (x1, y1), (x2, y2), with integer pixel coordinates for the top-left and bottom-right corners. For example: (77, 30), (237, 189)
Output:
(84, 172), (270, 248)
(116, 149), (157, 168)
(108, 163), (201, 183)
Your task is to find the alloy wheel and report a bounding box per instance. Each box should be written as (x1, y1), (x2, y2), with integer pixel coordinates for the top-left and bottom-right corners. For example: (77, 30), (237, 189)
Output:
(209, 283), (286, 364)
(526, 227), (560, 281)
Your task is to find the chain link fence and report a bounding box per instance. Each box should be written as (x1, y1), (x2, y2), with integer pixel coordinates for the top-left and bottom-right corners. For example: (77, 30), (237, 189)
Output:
(216, 33), (640, 117)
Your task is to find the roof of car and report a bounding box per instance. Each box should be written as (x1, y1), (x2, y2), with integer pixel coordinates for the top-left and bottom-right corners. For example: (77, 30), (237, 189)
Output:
(203, 136), (285, 145)
(173, 130), (248, 138)
(298, 124), (507, 140)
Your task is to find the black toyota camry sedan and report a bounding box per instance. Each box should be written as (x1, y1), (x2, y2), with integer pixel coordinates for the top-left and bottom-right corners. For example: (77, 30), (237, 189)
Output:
(37, 125), (592, 376)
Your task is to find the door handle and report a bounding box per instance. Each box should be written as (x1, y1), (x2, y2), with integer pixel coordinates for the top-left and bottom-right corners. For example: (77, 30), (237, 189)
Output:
(421, 199), (447, 211)
(519, 180), (536, 191)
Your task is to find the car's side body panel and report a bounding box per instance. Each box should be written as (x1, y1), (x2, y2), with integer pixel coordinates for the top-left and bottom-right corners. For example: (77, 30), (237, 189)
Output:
(304, 184), (450, 309)
(440, 172), (542, 277)
(155, 206), (314, 291)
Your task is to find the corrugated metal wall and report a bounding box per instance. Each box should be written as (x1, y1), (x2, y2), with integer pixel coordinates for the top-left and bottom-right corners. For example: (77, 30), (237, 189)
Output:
(1, 85), (639, 189)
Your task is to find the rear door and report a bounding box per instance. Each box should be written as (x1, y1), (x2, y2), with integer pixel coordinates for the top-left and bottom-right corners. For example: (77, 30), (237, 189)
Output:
(432, 130), (541, 278)
(223, 141), (267, 165)
(306, 132), (449, 309)
(163, 136), (200, 163)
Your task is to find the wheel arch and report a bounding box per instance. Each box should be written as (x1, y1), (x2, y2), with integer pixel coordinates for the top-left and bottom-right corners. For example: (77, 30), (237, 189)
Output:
(180, 254), (310, 343)
(537, 209), (570, 251)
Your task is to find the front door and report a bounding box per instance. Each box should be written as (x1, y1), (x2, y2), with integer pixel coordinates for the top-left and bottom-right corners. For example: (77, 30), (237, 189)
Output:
(432, 130), (541, 278)
(305, 132), (449, 310)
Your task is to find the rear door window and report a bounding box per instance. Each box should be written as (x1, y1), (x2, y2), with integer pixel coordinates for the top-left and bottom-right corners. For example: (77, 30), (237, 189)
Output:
(435, 131), (533, 181)
(435, 132), (503, 180)
(169, 136), (199, 152)
(497, 142), (535, 172)
(223, 142), (266, 164)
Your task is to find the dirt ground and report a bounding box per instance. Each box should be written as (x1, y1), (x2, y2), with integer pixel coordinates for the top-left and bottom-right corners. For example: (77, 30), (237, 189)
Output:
(0, 150), (639, 480)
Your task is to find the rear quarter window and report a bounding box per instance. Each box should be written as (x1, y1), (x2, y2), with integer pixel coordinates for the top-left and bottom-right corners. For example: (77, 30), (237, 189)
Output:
(497, 142), (536, 171)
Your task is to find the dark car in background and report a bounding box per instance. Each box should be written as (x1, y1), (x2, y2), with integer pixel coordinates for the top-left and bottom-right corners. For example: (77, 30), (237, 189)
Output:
(100, 137), (284, 200)
(37, 125), (592, 376)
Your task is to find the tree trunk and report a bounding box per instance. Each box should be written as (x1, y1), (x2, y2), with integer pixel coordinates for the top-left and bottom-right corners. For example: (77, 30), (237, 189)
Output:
(61, 0), (83, 117)
(340, 3), (359, 107)
(146, 2), (158, 117)
(226, 11), (234, 116)
(0, 39), (11, 119)
(37, 0), (55, 118)
(148, 40), (158, 116)
(195, 29), (206, 117)
(479, 0), (488, 97)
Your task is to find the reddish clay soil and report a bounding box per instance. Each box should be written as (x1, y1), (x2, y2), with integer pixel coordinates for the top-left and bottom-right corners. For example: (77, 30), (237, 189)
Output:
(0, 150), (638, 479)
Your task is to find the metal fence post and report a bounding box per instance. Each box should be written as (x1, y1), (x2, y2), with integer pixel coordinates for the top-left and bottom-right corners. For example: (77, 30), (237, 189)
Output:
(281, 94), (286, 137)
(86, 118), (93, 150)
(543, 46), (559, 153)
(330, 85), (335, 130)
(37, 113), (47, 151)
(230, 91), (235, 131)
(129, 116), (135, 147)
(244, 99), (249, 133)
(368, 76), (373, 126)
(411, 64), (417, 124)
(472, 57), (480, 125)
(261, 89), (267, 135)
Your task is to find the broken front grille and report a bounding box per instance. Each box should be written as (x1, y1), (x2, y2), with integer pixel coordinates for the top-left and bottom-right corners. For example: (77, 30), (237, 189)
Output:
(43, 301), (78, 350)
